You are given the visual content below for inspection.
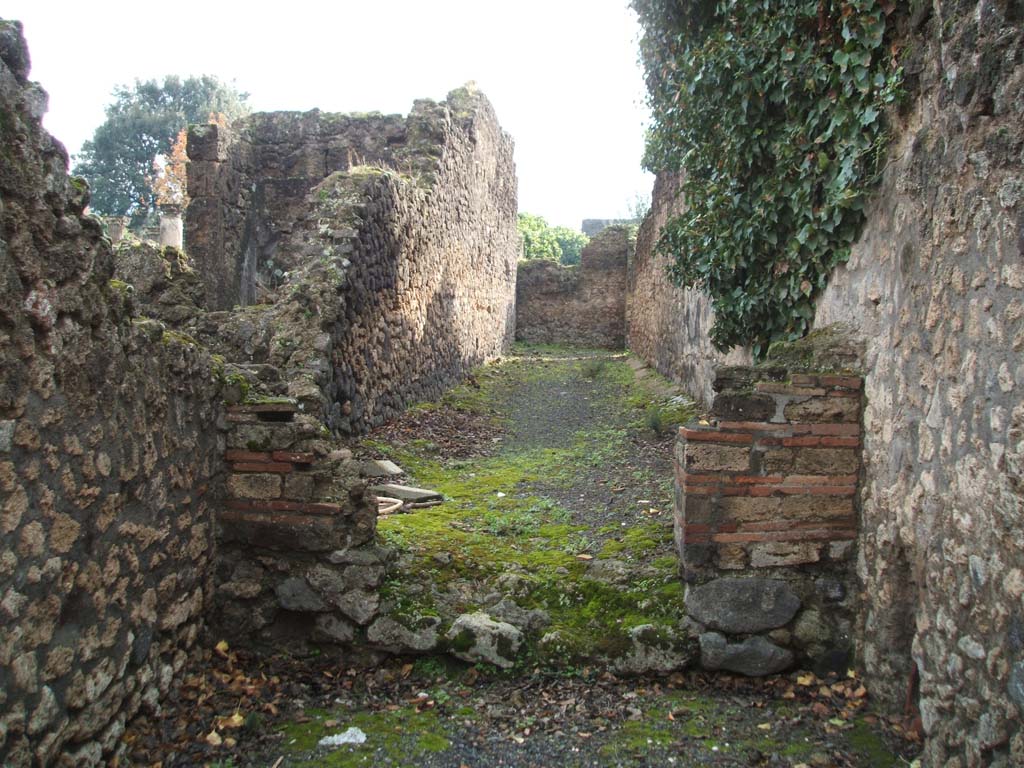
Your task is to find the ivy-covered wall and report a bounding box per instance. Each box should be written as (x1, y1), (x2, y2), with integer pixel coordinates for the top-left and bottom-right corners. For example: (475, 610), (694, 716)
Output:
(812, 3), (1024, 764)
(633, 1), (1024, 764)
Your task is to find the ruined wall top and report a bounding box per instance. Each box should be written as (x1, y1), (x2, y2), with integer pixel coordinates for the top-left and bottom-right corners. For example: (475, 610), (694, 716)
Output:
(185, 85), (510, 310)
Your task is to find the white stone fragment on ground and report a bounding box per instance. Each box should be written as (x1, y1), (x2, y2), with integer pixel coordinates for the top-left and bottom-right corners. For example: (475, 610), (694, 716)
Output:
(318, 727), (367, 748)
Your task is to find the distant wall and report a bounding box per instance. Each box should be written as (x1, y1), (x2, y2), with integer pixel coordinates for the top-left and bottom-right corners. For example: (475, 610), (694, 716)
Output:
(0, 23), (224, 766)
(515, 226), (630, 349)
(186, 111), (411, 310)
(582, 218), (635, 237)
(626, 173), (750, 405)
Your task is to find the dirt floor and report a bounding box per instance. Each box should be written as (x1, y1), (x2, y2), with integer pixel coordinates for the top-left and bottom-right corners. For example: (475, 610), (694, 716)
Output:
(123, 345), (921, 767)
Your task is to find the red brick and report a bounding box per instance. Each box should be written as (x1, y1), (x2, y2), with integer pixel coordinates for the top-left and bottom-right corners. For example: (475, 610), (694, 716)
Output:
(735, 475), (786, 484)
(755, 382), (827, 396)
(778, 485), (856, 496)
(716, 421), (791, 433)
(811, 423), (860, 436)
(231, 462), (294, 473)
(782, 436), (823, 447)
(682, 429), (753, 445)
(820, 375), (862, 390)
(710, 528), (856, 543)
(225, 450), (273, 462)
(782, 474), (858, 485)
(682, 484), (720, 496)
(273, 451), (316, 464)
(737, 517), (857, 533)
(683, 523), (738, 535)
(746, 484), (856, 497)
(820, 436), (861, 447)
(226, 412), (257, 423)
(827, 390), (862, 399)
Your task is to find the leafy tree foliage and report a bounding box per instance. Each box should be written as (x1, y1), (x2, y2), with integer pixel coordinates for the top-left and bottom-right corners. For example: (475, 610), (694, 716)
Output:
(517, 213), (589, 266)
(633, 0), (902, 356)
(75, 76), (249, 219)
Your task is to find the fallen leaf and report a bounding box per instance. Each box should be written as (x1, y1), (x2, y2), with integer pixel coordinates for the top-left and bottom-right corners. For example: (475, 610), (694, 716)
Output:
(205, 730), (223, 747)
(214, 640), (230, 657)
(796, 673), (816, 686)
(756, 722), (772, 730)
(215, 712), (245, 730)
(576, 554), (594, 560)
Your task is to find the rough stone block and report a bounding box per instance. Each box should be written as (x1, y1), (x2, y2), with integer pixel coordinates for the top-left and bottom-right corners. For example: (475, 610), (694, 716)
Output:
(685, 577), (801, 633)
(749, 542), (822, 567)
(793, 448), (860, 474)
(699, 632), (794, 676)
(685, 443), (751, 472)
(282, 473), (315, 500)
(226, 473), (282, 500)
(783, 396), (861, 423)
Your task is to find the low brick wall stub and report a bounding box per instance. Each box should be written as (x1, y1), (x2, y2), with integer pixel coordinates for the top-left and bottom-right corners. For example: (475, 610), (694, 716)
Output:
(212, 402), (386, 649)
(675, 365), (864, 676)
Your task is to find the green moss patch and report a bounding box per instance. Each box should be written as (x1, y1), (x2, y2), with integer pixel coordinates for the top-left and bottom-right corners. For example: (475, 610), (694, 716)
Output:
(278, 707), (450, 767)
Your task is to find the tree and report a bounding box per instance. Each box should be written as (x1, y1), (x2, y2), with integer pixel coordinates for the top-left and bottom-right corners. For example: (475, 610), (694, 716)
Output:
(517, 213), (589, 265)
(74, 75), (249, 220)
(550, 226), (589, 266)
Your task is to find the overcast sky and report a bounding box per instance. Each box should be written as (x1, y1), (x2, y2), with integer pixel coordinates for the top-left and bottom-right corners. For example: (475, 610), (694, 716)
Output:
(5, 1), (653, 230)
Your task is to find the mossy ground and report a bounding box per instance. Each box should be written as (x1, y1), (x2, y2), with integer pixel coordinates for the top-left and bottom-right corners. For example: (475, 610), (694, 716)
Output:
(365, 345), (697, 664)
(127, 344), (915, 767)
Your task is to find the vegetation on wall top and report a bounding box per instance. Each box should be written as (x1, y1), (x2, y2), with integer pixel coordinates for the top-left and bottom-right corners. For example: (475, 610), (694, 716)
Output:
(633, 0), (903, 356)
(74, 75), (250, 222)
(518, 213), (590, 266)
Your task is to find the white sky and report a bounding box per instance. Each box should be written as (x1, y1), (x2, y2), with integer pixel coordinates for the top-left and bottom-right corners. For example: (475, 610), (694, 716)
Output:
(5, 1), (654, 230)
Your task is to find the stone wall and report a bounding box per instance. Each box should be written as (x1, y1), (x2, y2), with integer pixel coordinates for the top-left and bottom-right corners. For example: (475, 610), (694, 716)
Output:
(637, 2), (1024, 763)
(186, 87), (518, 434)
(808, 3), (1024, 764)
(626, 173), (750, 406)
(674, 347), (864, 677)
(515, 226), (631, 348)
(0, 22), (224, 766)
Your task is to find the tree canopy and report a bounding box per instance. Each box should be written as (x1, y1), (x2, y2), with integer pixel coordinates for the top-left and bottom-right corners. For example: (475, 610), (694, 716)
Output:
(517, 213), (589, 266)
(74, 75), (250, 220)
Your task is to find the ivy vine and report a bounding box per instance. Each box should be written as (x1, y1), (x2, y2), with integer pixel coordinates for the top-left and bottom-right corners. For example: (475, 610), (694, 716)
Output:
(633, 0), (903, 356)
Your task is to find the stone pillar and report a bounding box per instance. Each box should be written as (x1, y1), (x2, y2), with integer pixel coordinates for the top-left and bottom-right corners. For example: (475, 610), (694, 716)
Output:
(107, 216), (128, 244)
(158, 207), (183, 249)
(674, 357), (864, 677)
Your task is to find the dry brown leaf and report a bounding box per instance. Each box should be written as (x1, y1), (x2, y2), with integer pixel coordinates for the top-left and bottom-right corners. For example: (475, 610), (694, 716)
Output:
(215, 712), (245, 730)
(204, 730), (222, 747)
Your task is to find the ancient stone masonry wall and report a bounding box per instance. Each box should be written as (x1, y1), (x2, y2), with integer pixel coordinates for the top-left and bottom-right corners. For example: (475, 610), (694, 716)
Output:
(0, 22), (224, 767)
(186, 87), (518, 435)
(674, 349), (863, 678)
(626, 173), (750, 406)
(807, 3), (1024, 764)
(515, 226), (631, 348)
